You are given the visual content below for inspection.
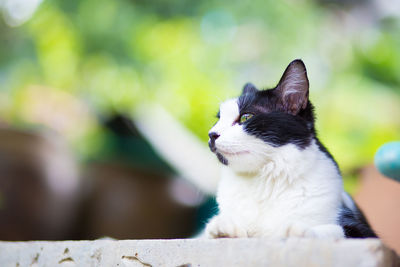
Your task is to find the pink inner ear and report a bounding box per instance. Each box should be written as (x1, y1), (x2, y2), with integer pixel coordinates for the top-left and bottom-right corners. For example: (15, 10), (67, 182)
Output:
(285, 93), (307, 115)
(276, 60), (309, 114)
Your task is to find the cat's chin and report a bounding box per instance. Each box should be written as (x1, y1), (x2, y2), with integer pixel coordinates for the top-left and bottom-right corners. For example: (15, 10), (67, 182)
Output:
(229, 162), (266, 174)
(216, 152), (228, 165)
(215, 150), (250, 167)
(217, 151), (267, 174)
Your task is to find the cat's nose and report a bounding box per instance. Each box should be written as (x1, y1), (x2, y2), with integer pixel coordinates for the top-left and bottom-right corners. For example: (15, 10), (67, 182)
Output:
(209, 132), (220, 141)
(208, 132), (220, 152)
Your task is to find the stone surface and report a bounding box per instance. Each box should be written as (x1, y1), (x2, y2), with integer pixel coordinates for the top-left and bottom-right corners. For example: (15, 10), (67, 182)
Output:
(0, 238), (398, 267)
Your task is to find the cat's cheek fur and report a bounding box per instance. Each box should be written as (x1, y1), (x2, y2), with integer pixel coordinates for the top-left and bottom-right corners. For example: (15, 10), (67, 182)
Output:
(215, 128), (270, 173)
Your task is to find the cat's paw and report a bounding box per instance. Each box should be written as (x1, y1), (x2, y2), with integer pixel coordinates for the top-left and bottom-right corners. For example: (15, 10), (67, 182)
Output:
(283, 223), (344, 239)
(205, 216), (248, 238)
(304, 224), (345, 239)
(283, 222), (309, 238)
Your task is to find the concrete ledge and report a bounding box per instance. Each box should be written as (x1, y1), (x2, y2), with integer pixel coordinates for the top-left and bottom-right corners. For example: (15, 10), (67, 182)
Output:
(0, 238), (398, 267)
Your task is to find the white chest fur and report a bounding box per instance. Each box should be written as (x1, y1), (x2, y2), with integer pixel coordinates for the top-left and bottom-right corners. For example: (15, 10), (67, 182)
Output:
(206, 141), (345, 239)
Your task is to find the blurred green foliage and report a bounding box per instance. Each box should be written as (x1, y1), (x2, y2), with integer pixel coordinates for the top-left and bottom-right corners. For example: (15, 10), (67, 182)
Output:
(0, 0), (399, 193)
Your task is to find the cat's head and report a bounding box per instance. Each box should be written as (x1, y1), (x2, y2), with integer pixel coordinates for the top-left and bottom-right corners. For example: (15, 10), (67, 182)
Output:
(208, 59), (316, 173)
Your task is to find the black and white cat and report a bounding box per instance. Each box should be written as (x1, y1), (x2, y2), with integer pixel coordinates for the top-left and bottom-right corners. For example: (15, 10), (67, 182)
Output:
(206, 59), (377, 239)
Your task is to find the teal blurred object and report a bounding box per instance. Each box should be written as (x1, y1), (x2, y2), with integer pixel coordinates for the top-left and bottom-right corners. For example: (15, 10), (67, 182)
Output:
(375, 142), (400, 182)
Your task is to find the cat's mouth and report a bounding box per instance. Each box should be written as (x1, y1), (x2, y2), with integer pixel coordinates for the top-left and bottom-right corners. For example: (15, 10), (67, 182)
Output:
(215, 149), (249, 166)
(217, 149), (250, 156)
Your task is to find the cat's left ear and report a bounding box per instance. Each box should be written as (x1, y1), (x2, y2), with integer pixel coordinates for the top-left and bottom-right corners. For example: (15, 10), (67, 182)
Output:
(242, 83), (258, 95)
(275, 59), (309, 115)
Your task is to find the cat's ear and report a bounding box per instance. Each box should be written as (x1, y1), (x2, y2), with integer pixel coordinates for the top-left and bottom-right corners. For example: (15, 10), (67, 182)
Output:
(275, 59), (309, 115)
(242, 83), (258, 94)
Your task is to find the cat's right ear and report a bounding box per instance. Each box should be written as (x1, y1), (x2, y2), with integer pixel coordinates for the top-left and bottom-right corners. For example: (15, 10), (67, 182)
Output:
(242, 83), (258, 95)
(275, 59), (309, 115)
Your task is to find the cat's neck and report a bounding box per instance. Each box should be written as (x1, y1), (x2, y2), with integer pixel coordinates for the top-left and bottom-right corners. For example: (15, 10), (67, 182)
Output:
(226, 139), (338, 186)
(219, 139), (341, 201)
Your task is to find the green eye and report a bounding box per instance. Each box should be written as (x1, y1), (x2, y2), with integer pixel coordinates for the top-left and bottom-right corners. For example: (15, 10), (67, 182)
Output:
(239, 113), (254, 124)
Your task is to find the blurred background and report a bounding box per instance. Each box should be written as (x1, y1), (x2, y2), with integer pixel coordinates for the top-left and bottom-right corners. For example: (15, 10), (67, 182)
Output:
(0, 0), (399, 253)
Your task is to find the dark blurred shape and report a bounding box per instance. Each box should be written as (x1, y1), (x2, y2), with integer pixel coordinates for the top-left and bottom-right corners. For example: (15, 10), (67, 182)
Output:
(79, 114), (202, 239)
(105, 113), (142, 137)
(316, 0), (369, 7)
(0, 128), (81, 240)
(99, 114), (175, 172)
(82, 162), (197, 239)
(0, 115), (207, 240)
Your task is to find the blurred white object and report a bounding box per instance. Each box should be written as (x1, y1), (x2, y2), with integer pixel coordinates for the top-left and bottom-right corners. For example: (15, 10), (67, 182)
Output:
(0, 0), (43, 27)
(134, 104), (220, 195)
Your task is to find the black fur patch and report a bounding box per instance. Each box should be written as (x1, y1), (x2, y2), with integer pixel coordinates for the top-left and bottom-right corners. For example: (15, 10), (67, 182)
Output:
(238, 88), (315, 149)
(238, 88), (340, 167)
(216, 152), (228, 165)
(244, 112), (312, 149)
(339, 202), (377, 238)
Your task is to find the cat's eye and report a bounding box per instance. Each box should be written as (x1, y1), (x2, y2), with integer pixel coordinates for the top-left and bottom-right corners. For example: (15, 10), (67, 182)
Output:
(239, 113), (254, 124)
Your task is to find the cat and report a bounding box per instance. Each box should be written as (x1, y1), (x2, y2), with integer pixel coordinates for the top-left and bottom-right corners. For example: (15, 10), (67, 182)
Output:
(205, 59), (377, 239)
